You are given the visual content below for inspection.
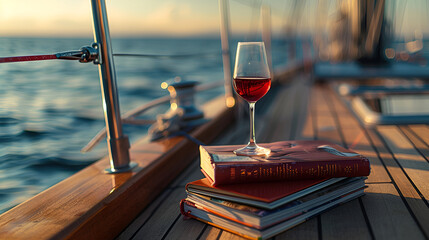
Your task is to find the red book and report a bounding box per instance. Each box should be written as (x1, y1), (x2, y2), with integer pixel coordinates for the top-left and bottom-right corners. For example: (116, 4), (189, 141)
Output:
(200, 140), (370, 186)
(185, 177), (344, 209)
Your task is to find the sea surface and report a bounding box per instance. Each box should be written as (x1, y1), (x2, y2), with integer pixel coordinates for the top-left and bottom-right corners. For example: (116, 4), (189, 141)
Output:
(0, 37), (291, 213)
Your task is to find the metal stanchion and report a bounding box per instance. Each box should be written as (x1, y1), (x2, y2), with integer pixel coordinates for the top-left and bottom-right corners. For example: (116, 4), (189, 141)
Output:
(90, 0), (137, 173)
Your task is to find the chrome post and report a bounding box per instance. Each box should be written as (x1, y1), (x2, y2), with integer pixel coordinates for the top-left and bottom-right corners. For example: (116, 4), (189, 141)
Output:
(219, 0), (235, 108)
(90, 0), (137, 173)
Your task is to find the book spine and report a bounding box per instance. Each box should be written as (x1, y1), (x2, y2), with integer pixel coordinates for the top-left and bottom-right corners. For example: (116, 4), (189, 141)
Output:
(213, 158), (370, 185)
(180, 200), (260, 240)
(180, 199), (194, 217)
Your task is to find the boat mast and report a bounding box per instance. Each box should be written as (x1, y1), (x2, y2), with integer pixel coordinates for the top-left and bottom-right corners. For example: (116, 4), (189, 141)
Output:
(90, 0), (137, 173)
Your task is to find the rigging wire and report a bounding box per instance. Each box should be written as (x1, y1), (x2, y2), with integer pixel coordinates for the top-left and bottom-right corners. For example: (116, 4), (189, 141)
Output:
(113, 51), (219, 59)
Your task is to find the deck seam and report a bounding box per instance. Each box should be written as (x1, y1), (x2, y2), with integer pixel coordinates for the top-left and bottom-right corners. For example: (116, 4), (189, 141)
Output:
(161, 213), (181, 240)
(323, 85), (347, 148)
(215, 229), (222, 240)
(324, 85), (375, 238)
(290, 76), (313, 140)
(289, 79), (303, 140)
(371, 129), (429, 239)
(375, 127), (429, 209)
(167, 186), (188, 190)
(129, 188), (174, 240)
(328, 83), (414, 190)
(398, 126), (429, 164)
(364, 182), (393, 184)
(196, 225), (208, 240)
(310, 87), (318, 141)
(326, 83), (429, 238)
(408, 125), (429, 149)
(364, 127), (429, 238)
(317, 215), (323, 240)
(358, 197), (376, 240)
(171, 158), (200, 187)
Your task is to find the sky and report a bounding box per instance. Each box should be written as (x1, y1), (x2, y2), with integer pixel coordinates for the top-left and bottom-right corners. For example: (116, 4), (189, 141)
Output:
(0, 0), (221, 37)
(0, 0), (275, 37)
(0, 0), (428, 38)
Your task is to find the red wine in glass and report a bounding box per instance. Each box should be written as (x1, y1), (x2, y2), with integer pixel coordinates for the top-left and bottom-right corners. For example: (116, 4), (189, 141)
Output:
(233, 77), (271, 102)
(232, 42), (271, 156)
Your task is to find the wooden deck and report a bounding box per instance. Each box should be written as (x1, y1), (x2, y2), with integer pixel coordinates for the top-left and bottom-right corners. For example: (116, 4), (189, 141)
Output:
(117, 75), (429, 240)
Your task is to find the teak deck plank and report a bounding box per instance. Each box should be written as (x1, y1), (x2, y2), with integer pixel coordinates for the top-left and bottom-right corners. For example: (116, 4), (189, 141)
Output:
(325, 85), (428, 239)
(275, 217), (319, 240)
(312, 84), (343, 146)
(323, 85), (390, 183)
(164, 211), (207, 240)
(258, 75), (311, 143)
(362, 183), (425, 240)
(119, 79), (429, 240)
(297, 86), (315, 140)
(376, 125), (429, 202)
(320, 200), (372, 240)
(400, 126), (429, 163)
(116, 160), (205, 240)
(217, 231), (247, 240)
(366, 129), (429, 238)
(408, 125), (429, 147)
(199, 227), (222, 239)
(131, 188), (185, 239)
(321, 85), (426, 239)
(162, 162), (208, 240)
(262, 82), (295, 142)
(312, 84), (372, 240)
(116, 190), (172, 240)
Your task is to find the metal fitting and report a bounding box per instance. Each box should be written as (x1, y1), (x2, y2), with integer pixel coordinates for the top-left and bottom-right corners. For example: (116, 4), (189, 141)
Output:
(55, 43), (100, 64)
(80, 43), (101, 64)
(55, 50), (85, 61)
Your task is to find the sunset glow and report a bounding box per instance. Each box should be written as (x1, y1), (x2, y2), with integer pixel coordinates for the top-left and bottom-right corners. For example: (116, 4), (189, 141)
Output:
(0, 0), (428, 38)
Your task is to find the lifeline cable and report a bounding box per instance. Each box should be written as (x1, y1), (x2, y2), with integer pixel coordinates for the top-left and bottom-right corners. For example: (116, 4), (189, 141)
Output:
(0, 54), (57, 63)
(0, 45), (97, 64)
(0, 51), (218, 64)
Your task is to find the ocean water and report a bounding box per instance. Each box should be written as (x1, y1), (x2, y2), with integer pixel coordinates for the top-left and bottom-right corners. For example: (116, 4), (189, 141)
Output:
(0, 37), (290, 213)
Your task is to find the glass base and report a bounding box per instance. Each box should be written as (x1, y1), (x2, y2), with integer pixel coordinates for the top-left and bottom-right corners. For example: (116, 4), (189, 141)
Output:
(233, 144), (271, 156)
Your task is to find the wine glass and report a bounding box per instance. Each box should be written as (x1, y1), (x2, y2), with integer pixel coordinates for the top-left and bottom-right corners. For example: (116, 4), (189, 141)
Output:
(233, 42), (271, 156)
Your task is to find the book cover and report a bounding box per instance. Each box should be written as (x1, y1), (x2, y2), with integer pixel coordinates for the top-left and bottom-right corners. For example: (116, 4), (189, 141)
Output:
(200, 140), (370, 186)
(186, 177), (344, 209)
(180, 189), (365, 240)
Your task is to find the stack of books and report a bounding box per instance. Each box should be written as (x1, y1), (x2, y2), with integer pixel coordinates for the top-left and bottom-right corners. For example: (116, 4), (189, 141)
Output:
(180, 140), (370, 240)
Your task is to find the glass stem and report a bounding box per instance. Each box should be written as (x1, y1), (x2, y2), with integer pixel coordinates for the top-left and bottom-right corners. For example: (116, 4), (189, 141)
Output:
(248, 102), (256, 147)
